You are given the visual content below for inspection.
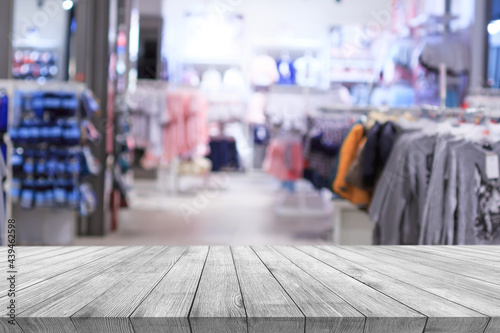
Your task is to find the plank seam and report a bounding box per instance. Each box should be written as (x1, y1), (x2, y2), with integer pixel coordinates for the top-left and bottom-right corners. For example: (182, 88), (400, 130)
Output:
(251, 246), (307, 333)
(295, 247), (429, 318)
(317, 246), (492, 321)
(187, 246), (211, 333)
(230, 246), (250, 333)
(270, 246), (368, 329)
(125, 247), (190, 323)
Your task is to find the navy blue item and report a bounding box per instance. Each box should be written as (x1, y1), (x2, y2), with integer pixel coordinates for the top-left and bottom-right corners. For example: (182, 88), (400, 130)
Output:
(253, 125), (270, 145)
(208, 138), (240, 172)
(30, 93), (45, 118)
(46, 158), (57, 177)
(62, 120), (81, 146)
(36, 159), (46, 176)
(0, 93), (8, 133)
(11, 150), (23, 175)
(48, 125), (62, 144)
(362, 121), (400, 188)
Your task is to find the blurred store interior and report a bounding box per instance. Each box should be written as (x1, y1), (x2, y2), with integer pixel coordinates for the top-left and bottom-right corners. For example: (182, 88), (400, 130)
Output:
(0, 0), (500, 246)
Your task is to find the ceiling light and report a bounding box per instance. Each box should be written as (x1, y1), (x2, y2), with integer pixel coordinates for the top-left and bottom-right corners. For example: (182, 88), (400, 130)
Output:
(62, 0), (74, 10)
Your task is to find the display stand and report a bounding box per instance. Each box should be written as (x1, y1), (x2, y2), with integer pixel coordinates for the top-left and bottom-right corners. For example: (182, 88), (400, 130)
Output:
(0, 79), (89, 246)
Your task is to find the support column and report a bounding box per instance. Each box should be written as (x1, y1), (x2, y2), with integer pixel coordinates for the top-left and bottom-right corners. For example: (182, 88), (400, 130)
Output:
(0, 0), (14, 79)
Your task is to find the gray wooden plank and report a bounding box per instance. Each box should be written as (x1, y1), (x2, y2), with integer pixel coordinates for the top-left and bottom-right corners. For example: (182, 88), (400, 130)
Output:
(309, 246), (489, 333)
(16, 246), (160, 333)
(11, 247), (132, 312)
(442, 246), (500, 260)
(272, 246), (427, 333)
(6, 247), (110, 292)
(189, 246), (247, 333)
(338, 247), (500, 331)
(0, 247), (106, 293)
(16, 247), (84, 267)
(384, 246), (500, 285)
(71, 247), (187, 333)
(18, 246), (64, 258)
(231, 246), (303, 333)
(131, 246), (209, 333)
(253, 246), (365, 333)
(0, 247), (120, 333)
(361, 246), (500, 302)
(402, 246), (500, 267)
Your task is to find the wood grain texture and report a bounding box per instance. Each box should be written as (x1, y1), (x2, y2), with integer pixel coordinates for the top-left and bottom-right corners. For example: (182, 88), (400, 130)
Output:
(189, 246), (247, 333)
(385, 246), (500, 285)
(16, 247), (159, 333)
(5, 246), (499, 333)
(361, 246), (500, 302)
(231, 246), (304, 333)
(272, 246), (427, 333)
(311, 246), (489, 333)
(71, 247), (187, 333)
(341, 247), (500, 325)
(252, 246), (365, 333)
(130, 246), (209, 333)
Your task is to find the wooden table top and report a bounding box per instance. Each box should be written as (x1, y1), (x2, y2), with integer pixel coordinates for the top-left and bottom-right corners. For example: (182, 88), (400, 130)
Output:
(1, 246), (499, 333)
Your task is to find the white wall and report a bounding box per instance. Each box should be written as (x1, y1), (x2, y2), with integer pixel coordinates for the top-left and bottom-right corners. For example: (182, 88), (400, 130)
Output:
(163, 0), (393, 53)
(162, 0), (393, 82)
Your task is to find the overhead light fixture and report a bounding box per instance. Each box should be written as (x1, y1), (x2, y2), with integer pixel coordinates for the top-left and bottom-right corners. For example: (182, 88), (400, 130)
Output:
(62, 0), (74, 10)
(488, 20), (500, 35)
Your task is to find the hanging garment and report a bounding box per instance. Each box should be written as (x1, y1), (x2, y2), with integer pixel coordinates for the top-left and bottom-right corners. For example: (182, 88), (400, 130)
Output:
(294, 54), (322, 88)
(263, 138), (303, 182)
(276, 58), (295, 85)
(250, 55), (280, 87)
(332, 124), (371, 207)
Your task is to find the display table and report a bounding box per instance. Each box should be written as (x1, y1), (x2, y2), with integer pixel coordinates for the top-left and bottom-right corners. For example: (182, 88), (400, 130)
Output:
(2, 246), (499, 333)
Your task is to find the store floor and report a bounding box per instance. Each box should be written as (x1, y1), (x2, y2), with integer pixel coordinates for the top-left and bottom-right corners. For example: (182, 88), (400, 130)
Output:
(75, 172), (336, 246)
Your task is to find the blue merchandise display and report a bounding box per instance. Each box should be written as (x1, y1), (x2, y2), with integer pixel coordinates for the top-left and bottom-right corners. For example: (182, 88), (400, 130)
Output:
(9, 89), (98, 212)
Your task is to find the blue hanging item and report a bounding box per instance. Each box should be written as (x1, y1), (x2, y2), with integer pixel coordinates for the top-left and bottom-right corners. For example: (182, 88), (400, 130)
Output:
(18, 127), (30, 144)
(61, 93), (78, 117)
(62, 120), (81, 146)
(23, 157), (35, 175)
(10, 179), (22, 204)
(11, 150), (23, 175)
(0, 93), (8, 133)
(46, 157), (57, 177)
(31, 92), (45, 118)
(8, 127), (19, 145)
(277, 58), (295, 85)
(53, 178), (67, 206)
(44, 179), (54, 207)
(21, 178), (35, 209)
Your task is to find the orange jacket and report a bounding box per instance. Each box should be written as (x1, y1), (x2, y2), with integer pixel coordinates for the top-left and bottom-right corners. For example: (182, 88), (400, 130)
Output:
(333, 124), (371, 207)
